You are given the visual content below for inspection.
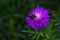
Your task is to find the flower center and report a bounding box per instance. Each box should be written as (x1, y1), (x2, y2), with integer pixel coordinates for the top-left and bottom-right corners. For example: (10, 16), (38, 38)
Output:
(35, 13), (41, 19)
(34, 13), (43, 22)
(29, 13), (43, 22)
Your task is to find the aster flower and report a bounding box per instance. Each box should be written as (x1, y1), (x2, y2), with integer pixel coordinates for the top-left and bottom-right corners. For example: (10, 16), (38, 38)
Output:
(26, 6), (50, 30)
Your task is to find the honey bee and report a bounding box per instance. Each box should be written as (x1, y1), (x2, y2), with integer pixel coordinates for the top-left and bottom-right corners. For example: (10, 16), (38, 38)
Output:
(29, 14), (36, 18)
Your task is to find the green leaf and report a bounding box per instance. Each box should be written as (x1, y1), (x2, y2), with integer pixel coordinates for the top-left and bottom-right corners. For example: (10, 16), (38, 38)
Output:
(28, 33), (34, 36)
(36, 33), (41, 40)
(32, 33), (38, 39)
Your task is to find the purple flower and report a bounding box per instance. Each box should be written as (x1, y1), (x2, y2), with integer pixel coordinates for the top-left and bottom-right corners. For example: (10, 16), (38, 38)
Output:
(26, 6), (50, 30)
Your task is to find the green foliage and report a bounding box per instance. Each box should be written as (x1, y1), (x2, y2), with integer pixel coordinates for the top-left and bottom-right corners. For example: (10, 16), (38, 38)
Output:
(0, 0), (60, 40)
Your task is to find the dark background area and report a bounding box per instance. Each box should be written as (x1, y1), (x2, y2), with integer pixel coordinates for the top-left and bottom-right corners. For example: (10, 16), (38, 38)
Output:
(0, 0), (60, 40)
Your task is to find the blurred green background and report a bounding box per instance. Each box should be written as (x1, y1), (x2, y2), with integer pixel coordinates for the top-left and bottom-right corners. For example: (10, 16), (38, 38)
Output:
(0, 0), (60, 40)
